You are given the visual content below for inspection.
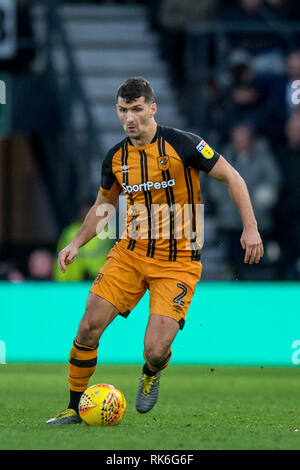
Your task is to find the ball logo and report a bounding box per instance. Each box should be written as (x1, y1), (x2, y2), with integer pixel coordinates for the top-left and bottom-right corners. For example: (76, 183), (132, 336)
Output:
(196, 140), (214, 159)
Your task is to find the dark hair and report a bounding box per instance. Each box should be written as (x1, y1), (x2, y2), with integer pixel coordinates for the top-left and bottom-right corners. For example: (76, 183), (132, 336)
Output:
(116, 77), (155, 103)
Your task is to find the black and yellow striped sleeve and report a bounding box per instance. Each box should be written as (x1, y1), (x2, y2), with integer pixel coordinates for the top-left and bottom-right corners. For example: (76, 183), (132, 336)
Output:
(99, 146), (122, 198)
(162, 126), (220, 173)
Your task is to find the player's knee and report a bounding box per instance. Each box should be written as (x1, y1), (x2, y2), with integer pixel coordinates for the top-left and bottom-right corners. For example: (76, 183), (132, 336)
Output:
(144, 343), (170, 367)
(80, 315), (100, 335)
(76, 321), (100, 346)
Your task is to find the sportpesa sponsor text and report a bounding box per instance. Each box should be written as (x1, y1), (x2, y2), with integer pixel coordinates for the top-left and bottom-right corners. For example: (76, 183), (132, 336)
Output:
(122, 179), (175, 193)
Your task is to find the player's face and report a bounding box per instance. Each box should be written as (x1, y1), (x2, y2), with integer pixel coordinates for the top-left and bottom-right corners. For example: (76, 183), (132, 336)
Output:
(116, 96), (157, 139)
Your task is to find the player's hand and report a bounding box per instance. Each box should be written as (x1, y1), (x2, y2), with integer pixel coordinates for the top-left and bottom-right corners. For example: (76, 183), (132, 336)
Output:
(57, 243), (79, 273)
(240, 226), (264, 264)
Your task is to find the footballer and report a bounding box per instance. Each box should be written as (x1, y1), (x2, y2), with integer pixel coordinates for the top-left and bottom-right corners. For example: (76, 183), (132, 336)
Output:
(46, 77), (263, 424)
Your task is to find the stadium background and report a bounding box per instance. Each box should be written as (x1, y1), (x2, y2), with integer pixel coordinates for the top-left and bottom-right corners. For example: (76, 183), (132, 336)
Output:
(0, 0), (300, 367)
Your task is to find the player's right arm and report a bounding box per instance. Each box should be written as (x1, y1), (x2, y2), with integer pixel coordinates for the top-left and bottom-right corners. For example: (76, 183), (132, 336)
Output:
(57, 192), (119, 273)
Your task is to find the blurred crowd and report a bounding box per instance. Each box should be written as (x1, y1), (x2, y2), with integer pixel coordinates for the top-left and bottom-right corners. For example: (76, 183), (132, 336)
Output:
(1, 0), (300, 281)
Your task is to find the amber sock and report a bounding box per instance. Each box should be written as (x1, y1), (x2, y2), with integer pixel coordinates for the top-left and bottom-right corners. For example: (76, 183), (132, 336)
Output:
(68, 339), (98, 411)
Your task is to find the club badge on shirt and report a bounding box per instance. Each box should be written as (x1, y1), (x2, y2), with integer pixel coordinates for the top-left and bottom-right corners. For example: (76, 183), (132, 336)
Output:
(196, 140), (214, 159)
(157, 156), (171, 170)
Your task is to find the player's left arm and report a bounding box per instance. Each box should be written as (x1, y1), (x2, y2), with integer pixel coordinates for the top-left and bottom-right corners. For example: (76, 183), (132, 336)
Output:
(208, 156), (264, 265)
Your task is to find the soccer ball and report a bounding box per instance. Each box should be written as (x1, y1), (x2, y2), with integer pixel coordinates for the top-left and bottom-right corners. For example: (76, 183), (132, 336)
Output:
(78, 383), (126, 426)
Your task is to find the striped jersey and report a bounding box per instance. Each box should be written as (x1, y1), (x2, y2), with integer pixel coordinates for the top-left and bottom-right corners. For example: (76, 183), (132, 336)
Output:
(99, 125), (220, 262)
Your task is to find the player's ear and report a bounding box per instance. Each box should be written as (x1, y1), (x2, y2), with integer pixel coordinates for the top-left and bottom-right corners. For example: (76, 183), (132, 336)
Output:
(150, 102), (157, 117)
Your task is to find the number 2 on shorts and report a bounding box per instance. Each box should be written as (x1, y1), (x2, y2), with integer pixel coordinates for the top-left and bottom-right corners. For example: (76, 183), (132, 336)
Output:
(173, 283), (187, 307)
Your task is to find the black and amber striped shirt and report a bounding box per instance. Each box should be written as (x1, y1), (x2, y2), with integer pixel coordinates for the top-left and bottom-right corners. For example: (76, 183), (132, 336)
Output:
(99, 125), (220, 262)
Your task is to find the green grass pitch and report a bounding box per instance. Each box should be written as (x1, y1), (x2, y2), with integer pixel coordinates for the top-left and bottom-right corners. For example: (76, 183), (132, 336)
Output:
(0, 364), (300, 450)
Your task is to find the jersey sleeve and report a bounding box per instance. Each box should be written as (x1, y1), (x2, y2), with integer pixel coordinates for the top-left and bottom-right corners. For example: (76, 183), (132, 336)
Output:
(186, 133), (221, 173)
(99, 148), (122, 199)
(162, 127), (220, 173)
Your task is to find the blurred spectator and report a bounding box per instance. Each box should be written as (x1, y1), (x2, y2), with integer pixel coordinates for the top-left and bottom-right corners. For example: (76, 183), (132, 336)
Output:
(212, 61), (269, 145)
(205, 46), (279, 146)
(28, 249), (54, 281)
(53, 200), (114, 281)
(267, 48), (300, 146)
(226, 49), (256, 85)
(224, 81), (265, 141)
(208, 123), (281, 279)
(274, 112), (300, 274)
